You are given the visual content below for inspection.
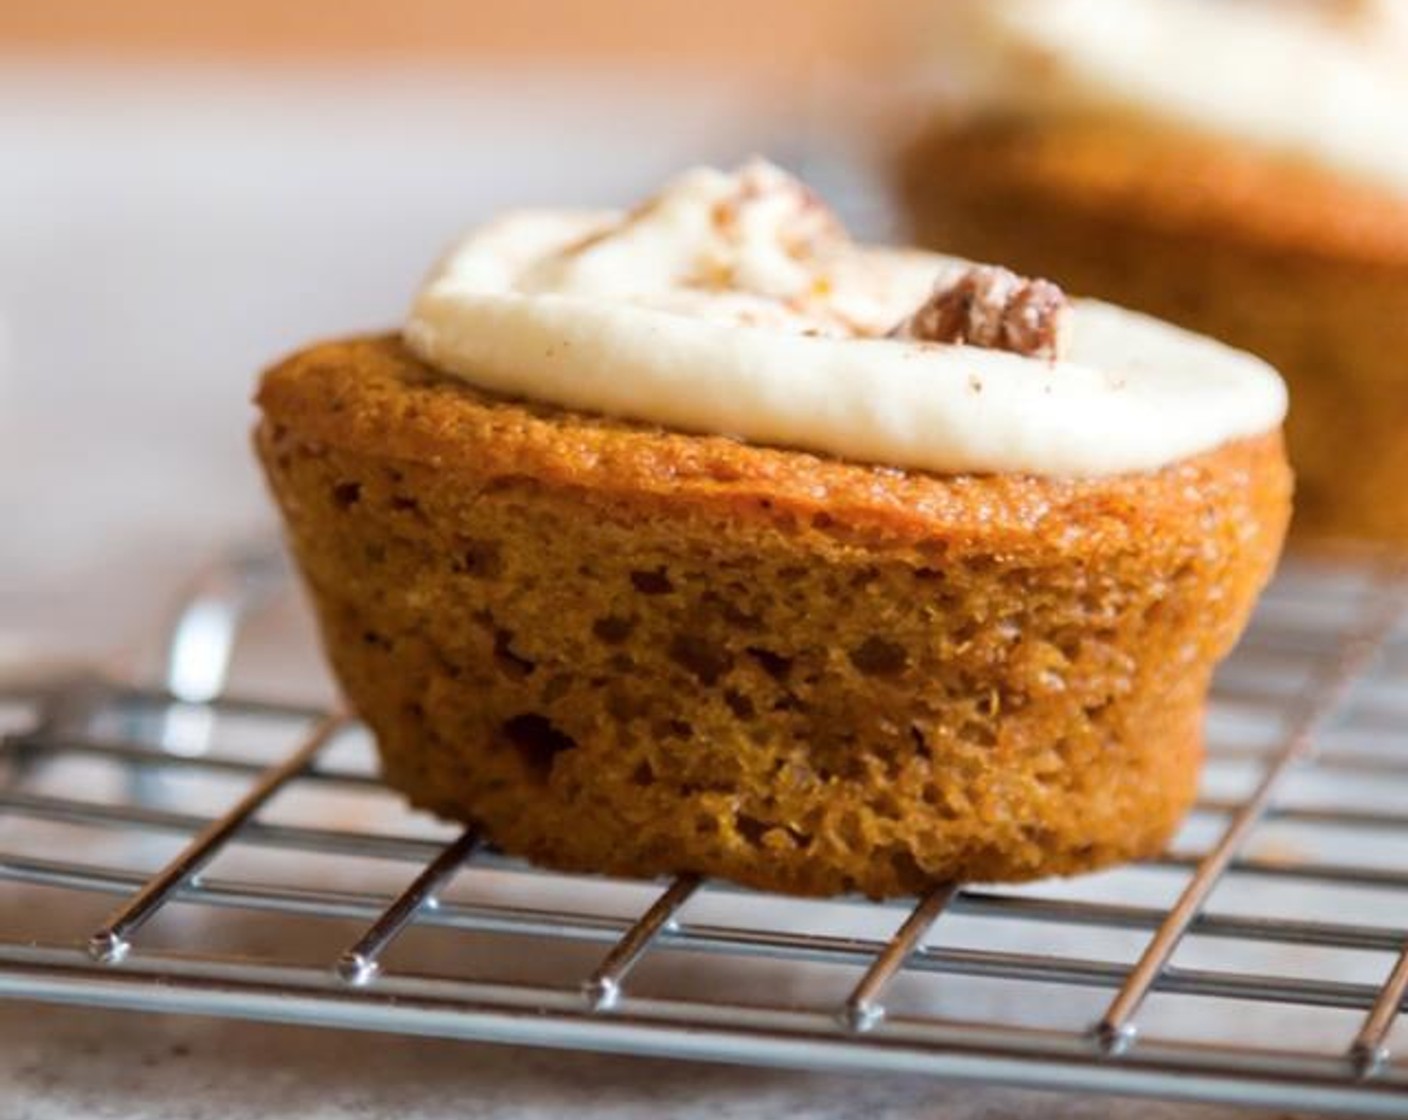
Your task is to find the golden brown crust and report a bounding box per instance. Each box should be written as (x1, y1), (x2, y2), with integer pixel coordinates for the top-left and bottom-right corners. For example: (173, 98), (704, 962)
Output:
(258, 333), (1283, 554)
(256, 334), (1290, 896)
(897, 113), (1408, 543)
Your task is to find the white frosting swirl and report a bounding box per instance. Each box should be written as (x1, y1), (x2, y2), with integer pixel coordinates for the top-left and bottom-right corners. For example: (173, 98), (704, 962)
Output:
(406, 162), (1285, 478)
(922, 0), (1408, 193)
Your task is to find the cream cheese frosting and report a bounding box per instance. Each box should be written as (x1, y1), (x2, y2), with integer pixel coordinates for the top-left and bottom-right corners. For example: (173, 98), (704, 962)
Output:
(922, 0), (1408, 193)
(405, 161), (1286, 478)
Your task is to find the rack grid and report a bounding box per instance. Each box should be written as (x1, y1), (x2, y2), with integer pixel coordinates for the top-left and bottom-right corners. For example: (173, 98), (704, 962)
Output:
(3, 546), (1408, 1116)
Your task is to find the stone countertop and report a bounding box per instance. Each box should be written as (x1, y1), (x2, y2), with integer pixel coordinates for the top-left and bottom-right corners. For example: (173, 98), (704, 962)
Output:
(1, 1003), (1305, 1120)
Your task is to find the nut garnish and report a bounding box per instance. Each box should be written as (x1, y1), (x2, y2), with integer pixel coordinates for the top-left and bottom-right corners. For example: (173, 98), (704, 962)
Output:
(892, 265), (1073, 362)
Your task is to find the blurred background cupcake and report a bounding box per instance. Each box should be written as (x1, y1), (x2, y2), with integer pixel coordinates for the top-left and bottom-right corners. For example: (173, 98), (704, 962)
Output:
(893, 0), (1408, 544)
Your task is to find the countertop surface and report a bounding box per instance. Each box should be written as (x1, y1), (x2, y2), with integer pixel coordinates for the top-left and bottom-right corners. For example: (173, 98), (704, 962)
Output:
(0, 1002), (1307, 1120)
(0, 62), (1326, 1120)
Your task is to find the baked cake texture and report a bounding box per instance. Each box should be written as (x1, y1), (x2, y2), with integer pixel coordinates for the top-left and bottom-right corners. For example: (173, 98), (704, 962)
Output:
(256, 333), (1290, 897)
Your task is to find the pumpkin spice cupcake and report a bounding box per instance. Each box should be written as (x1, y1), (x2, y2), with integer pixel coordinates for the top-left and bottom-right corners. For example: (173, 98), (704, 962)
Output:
(894, 0), (1408, 543)
(257, 162), (1290, 898)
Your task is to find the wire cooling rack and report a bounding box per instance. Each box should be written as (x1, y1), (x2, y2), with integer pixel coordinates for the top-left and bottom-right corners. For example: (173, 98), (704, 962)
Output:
(3, 546), (1408, 1116)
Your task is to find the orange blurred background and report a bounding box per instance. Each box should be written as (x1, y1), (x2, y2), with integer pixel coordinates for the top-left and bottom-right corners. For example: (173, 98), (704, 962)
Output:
(0, 0), (914, 79)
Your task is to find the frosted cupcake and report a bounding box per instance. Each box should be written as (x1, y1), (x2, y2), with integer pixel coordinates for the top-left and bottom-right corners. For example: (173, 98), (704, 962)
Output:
(257, 162), (1290, 897)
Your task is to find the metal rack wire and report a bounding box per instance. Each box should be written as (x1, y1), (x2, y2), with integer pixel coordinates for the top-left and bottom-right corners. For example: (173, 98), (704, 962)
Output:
(3, 546), (1408, 1115)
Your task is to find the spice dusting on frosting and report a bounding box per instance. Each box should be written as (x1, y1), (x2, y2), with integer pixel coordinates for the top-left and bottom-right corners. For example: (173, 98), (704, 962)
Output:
(406, 161), (1286, 477)
(893, 265), (1073, 361)
(703, 159), (848, 284)
(514, 159), (868, 338)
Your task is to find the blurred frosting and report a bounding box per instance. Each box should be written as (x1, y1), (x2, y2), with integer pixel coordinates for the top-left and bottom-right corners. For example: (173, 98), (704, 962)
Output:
(923, 0), (1408, 192)
(406, 162), (1285, 478)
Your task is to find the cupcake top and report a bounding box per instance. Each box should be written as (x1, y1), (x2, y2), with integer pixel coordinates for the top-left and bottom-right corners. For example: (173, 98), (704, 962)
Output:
(405, 161), (1285, 478)
(918, 0), (1408, 193)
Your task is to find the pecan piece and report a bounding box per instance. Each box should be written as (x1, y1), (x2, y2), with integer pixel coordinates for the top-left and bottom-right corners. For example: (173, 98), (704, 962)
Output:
(892, 265), (1072, 361)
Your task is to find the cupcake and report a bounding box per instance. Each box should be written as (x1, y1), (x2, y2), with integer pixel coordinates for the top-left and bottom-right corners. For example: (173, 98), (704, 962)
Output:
(894, 0), (1408, 543)
(256, 161), (1290, 898)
